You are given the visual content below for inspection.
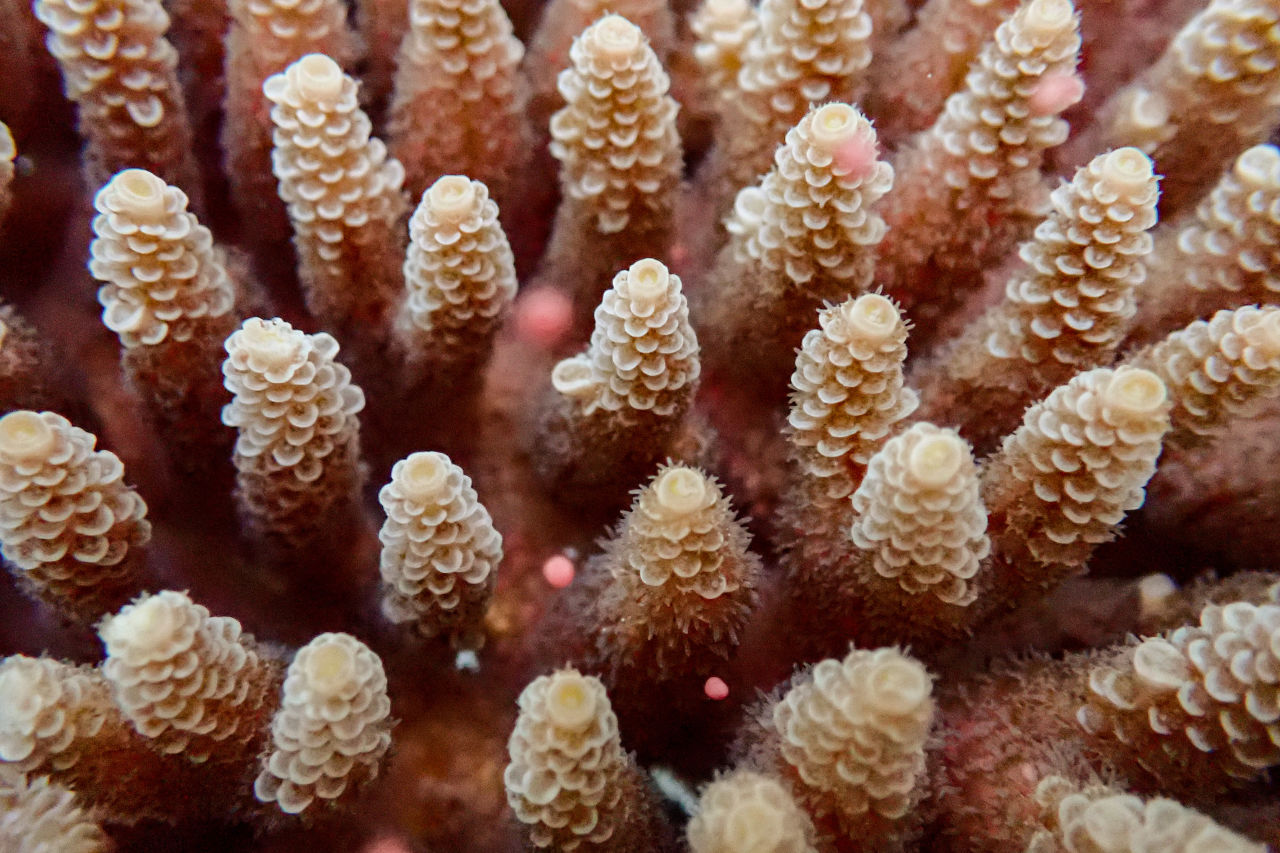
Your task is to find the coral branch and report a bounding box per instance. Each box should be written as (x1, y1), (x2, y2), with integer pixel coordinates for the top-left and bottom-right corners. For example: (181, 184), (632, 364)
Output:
(0, 411), (149, 623)
(686, 770), (817, 853)
(0, 767), (111, 852)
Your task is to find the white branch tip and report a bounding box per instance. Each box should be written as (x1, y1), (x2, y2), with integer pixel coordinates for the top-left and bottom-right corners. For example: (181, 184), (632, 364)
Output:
(304, 638), (358, 697)
(654, 466), (708, 516)
(295, 54), (345, 103)
(1103, 367), (1167, 416)
(0, 411), (55, 462)
(591, 15), (644, 59)
(425, 175), (478, 221)
(627, 258), (670, 306)
(1099, 148), (1155, 194)
(545, 671), (598, 731)
(1024, 0), (1074, 36)
(908, 432), (966, 489)
(398, 452), (450, 501)
(109, 169), (168, 221)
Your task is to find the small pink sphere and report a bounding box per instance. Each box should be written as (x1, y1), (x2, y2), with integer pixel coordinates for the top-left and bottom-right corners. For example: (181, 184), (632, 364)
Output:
(1028, 72), (1085, 116)
(704, 676), (729, 701)
(834, 133), (879, 181)
(542, 554), (576, 589)
(515, 289), (573, 349)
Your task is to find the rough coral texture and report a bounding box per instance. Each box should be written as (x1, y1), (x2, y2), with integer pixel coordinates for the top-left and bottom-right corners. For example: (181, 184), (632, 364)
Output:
(541, 15), (683, 327)
(980, 368), (1170, 608)
(221, 317), (365, 550)
(99, 590), (278, 763)
(916, 148), (1160, 453)
(1134, 145), (1280, 343)
(586, 464), (760, 683)
(263, 54), (408, 338)
(686, 769), (817, 853)
(879, 0), (1081, 339)
(761, 647), (934, 850)
(869, 0), (1022, 143)
(0, 767), (111, 852)
(1089, 0), (1280, 212)
(254, 633), (393, 814)
(378, 451), (503, 651)
(709, 0), (873, 200)
(222, 0), (355, 241)
(705, 103), (894, 385)
(0, 303), (60, 416)
(1078, 599), (1280, 792)
(536, 259), (700, 496)
(1128, 305), (1280, 449)
(387, 0), (526, 202)
(504, 669), (672, 851)
(395, 176), (517, 390)
(1028, 775), (1265, 853)
(32, 0), (198, 193)
(89, 169), (238, 460)
(850, 423), (990, 615)
(0, 411), (149, 623)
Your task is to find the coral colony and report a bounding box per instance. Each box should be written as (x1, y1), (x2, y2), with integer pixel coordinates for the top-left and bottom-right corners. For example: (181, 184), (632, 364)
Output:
(8, 0), (1280, 847)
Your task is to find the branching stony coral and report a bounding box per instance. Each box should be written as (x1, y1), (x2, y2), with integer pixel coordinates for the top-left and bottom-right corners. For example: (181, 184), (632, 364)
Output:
(9, 0), (1280, 846)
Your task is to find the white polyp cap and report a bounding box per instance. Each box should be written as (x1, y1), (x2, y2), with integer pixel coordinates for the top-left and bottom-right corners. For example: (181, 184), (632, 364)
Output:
(0, 411), (54, 462)
(732, 187), (767, 228)
(545, 671), (598, 731)
(1103, 367), (1167, 416)
(1023, 0), (1073, 37)
(723, 800), (784, 849)
(908, 431), (966, 489)
(1125, 89), (1170, 131)
(1132, 638), (1191, 689)
(426, 176), (477, 221)
(398, 452), (450, 501)
(590, 15), (643, 59)
(863, 654), (931, 718)
(294, 54), (344, 102)
(810, 103), (861, 151)
(1098, 147), (1155, 195)
(110, 169), (168, 221)
(1235, 144), (1280, 186)
(704, 0), (749, 21)
(0, 663), (41, 728)
(627, 258), (670, 306)
(551, 357), (596, 398)
(1249, 308), (1280, 359)
(103, 594), (180, 653)
(304, 638), (357, 696)
(653, 467), (708, 516)
(239, 320), (303, 371)
(842, 294), (899, 344)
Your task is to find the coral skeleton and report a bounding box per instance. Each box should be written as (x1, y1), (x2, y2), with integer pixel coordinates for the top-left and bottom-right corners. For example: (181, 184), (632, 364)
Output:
(0, 411), (149, 623)
(0, 303), (63, 416)
(979, 368), (1170, 613)
(1028, 775), (1266, 853)
(1132, 144), (1280, 344)
(33, 0), (199, 194)
(387, 0), (526, 203)
(378, 451), (503, 651)
(222, 0), (356, 240)
(1078, 598), (1280, 792)
(221, 317), (366, 551)
(703, 103), (894, 387)
(535, 258), (700, 499)
(504, 668), (674, 851)
(90, 169), (238, 462)
(705, 0), (874, 203)
(583, 464), (760, 688)
(746, 647), (935, 851)
(913, 147), (1160, 453)
(98, 590), (278, 764)
(395, 175), (517, 393)
(1082, 0), (1280, 213)
(878, 0), (1082, 341)
(1126, 305), (1280, 449)
(0, 766), (111, 853)
(253, 632), (393, 814)
(264, 54), (408, 343)
(540, 15), (683, 331)
(686, 769), (817, 853)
